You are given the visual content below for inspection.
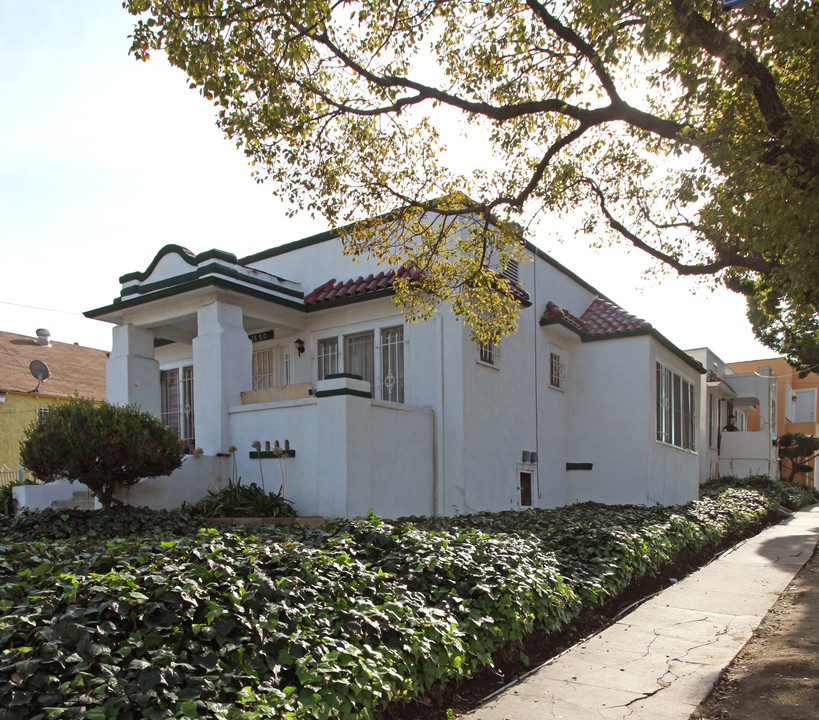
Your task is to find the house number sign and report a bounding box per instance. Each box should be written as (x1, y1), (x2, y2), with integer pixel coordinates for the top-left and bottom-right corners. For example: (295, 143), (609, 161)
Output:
(248, 330), (275, 343)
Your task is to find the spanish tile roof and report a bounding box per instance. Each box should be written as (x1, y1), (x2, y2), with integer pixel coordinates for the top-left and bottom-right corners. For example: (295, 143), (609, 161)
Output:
(304, 266), (423, 305)
(541, 297), (653, 336)
(0, 331), (107, 400)
(305, 266), (530, 306)
(580, 297), (653, 334)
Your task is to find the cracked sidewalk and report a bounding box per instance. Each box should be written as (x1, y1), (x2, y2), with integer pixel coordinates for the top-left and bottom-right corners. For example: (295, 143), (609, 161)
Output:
(460, 505), (819, 720)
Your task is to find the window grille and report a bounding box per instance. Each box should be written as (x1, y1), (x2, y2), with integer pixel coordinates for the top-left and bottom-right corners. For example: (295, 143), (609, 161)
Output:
(252, 347), (277, 389)
(181, 365), (195, 451)
(379, 326), (405, 403)
(478, 340), (499, 366)
(317, 338), (338, 380)
(549, 351), (565, 389)
(37, 407), (51, 418)
(160, 369), (180, 437)
(161, 366), (195, 452)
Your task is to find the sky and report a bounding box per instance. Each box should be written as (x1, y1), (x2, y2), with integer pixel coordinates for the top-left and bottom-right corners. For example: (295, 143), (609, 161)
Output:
(0, 1), (774, 364)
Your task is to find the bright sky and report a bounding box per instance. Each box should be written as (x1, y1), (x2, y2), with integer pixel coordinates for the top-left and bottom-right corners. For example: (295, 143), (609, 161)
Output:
(0, 1), (773, 364)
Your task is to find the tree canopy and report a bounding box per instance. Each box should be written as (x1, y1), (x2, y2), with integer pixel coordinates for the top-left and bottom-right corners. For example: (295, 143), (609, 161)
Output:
(126, 0), (819, 363)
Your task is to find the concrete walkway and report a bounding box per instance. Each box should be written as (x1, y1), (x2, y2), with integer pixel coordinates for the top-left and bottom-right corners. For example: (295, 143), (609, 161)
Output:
(462, 505), (819, 720)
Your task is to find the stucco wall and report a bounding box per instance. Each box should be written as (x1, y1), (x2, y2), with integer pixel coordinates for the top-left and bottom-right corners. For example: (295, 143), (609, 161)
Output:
(0, 392), (70, 479)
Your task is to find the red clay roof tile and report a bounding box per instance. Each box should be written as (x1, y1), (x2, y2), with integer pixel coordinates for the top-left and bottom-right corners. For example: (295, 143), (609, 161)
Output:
(541, 297), (652, 336)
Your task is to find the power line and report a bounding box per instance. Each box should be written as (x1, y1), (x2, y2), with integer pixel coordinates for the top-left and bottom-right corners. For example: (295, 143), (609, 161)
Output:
(0, 299), (87, 316)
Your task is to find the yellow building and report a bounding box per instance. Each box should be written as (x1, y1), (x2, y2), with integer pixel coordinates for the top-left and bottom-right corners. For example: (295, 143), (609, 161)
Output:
(730, 357), (819, 488)
(0, 329), (107, 484)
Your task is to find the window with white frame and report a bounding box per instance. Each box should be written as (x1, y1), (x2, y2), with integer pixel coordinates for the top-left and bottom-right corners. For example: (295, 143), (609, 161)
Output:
(161, 365), (195, 452)
(478, 340), (500, 366)
(37, 406), (51, 418)
(252, 345), (291, 389)
(380, 326), (404, 403)
(316, 325), (406, 403)
(549, 348), (565, 389)
(344, 331), (375, 392)
(656, 362), (695, 450)
(317, 337), (338, 380)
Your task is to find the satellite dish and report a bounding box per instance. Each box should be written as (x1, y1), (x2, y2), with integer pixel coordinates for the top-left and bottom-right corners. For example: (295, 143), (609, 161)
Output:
(29, 360), (51, 393)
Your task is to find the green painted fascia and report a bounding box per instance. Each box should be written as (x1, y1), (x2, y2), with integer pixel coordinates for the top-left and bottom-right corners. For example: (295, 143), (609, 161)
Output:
(85, 276), (306, 318)
(121, 270), (199, 298)
(194, 263), (303, 298)
(539, 318), (705, 374)
(325, 373), (364, 380)
(580, 328), (706, 374)
(239, 208), (409, 265)
(240, 228), (342, 265)
(314, 387), (373, 399)
(522, 238), (610, 301)
(566, 462), (593, 471)
(119, 244), (198, 284)
(120, 263), (303, 301)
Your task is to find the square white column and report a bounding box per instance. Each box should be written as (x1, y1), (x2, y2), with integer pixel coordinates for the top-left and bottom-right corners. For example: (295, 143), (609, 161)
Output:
(192, 301), (251, 454)
(106, 324), (160, 416)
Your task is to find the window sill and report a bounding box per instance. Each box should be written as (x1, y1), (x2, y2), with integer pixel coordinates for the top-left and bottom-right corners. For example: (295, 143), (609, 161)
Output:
(475, 359), (500, 371)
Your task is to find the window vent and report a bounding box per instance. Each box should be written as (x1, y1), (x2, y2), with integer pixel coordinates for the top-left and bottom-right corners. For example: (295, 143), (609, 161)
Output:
(504, 259), (520, 283)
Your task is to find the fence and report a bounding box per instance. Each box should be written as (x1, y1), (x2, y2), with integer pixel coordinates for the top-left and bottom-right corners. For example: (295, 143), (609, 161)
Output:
(0, 466), (32, 486)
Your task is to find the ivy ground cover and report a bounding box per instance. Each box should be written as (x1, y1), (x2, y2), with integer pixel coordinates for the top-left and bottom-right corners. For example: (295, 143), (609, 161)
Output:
(0, 479), (815, 720)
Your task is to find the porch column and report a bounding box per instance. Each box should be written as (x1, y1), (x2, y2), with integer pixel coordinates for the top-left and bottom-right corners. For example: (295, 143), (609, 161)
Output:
(106, 324), (160, 416)
(192, 300), (250, 454)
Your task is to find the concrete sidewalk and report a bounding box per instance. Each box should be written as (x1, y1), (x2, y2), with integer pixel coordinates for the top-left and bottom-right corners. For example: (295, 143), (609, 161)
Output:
(462, 505), (819, 720)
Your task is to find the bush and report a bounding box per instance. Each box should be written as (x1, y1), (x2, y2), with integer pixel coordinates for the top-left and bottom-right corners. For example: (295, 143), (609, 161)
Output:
(197, 477), (297, 518)
(19, 397), (183, 510)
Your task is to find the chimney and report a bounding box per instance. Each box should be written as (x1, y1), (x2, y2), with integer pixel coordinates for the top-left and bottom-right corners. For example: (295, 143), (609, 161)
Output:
(35, 328), (51, 347)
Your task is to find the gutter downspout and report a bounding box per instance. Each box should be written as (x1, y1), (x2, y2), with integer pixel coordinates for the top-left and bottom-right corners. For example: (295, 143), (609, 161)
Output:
(433, 311), (446, 516)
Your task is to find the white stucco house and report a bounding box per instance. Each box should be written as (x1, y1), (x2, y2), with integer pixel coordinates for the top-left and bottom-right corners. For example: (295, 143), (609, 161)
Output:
(685, 348), (778, 482)
(84, 224), (709, 519)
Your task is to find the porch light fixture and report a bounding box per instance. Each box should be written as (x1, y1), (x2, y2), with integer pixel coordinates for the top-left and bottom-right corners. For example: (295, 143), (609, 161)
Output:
(294, 338), (305, 355)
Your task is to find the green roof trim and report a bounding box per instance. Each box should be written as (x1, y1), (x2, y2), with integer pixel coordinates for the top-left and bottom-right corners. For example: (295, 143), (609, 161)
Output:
(119, 263), (303, 301)
(85, 275), (306, 319)
(119, 244), (198, 284)
(539, 318), (704, 374)
(314, 387), (373, 400)
(581, 328), (706, 374)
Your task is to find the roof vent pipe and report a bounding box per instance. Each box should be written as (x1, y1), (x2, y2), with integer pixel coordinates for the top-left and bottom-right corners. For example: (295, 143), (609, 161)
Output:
(35, 328), (51, 347)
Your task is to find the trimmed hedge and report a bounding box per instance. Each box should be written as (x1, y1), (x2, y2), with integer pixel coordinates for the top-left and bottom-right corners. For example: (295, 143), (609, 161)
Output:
(0, 478), (815, 719)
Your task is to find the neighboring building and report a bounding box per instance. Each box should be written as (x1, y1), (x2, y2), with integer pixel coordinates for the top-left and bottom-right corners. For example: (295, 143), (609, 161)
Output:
(0, 329), (108, 484)
(84, 223), (706, 519)
(730, 357), (819, 488)
(686, 348), (778, 482)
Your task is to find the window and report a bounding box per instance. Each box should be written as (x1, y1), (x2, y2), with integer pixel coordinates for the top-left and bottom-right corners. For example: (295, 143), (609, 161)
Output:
(252, 345), (292, 389)
(37, 406), (51, 418)
(380, 326), (404, 403)
(549, 350), (565, 389)
(656, 362), (695, 450)
(344, 331), (375, 392)
(708, 394), (718, 448)
(317, 337), (338, 380)
(317, 326), (405, 402)
(478, 340), (499, 366)
(161, 365), (195, 452)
